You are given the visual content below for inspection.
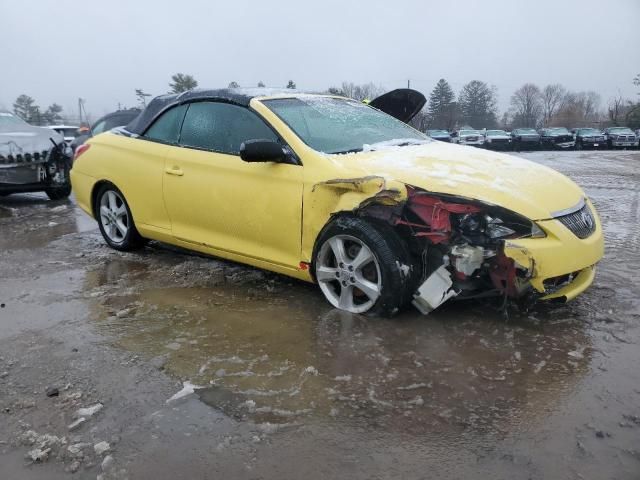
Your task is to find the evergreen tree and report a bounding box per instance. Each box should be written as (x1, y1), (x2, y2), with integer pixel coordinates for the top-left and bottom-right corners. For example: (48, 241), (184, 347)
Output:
(427, 79), (456, 129)
(169, 73), (198, 93)
(135, 89), (151, 107)
(13, 94), (40, 124)
(228, 81), (240, 88)
(458, 80), (498, 128)
(257, 81), (265, 87)
(286, 80), (296, 89)
(42, 103), (64, 125)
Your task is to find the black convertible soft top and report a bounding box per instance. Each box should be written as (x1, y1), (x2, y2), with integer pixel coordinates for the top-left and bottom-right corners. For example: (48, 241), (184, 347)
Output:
(125, 88), (304, 135)
(125, 87), (427, 135)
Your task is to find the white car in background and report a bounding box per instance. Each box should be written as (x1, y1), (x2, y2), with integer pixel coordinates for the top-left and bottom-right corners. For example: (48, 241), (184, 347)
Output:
(483, 129), (512, 150)
(47, 125), (79, 145)
(453, 129), (485, 147)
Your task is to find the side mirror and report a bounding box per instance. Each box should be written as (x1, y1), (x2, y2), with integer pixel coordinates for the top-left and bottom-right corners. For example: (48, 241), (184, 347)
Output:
(240, 139), (287, 163)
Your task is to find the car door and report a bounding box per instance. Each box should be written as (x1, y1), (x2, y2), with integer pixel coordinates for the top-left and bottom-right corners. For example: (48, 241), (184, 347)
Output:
(162, 101), (304, 269)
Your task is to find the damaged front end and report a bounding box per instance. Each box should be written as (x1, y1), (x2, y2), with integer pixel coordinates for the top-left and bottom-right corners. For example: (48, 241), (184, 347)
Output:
(0, 139), (72, 196)
(358, 186), (548, 314)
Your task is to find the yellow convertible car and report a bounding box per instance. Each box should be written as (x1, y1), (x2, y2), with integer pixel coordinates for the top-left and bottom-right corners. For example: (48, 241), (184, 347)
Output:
(71, 88), (604, 316)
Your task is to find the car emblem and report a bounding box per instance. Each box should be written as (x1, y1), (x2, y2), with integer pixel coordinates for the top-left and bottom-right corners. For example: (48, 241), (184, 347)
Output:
(581, 210), (594, 229)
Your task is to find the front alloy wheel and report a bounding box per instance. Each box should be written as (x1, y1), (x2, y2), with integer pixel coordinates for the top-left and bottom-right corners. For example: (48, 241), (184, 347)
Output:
(313, 216), (415, 316)
(316, 235), (382, 314)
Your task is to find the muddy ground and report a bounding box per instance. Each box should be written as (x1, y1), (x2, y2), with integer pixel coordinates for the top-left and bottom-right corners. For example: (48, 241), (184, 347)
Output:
(1, 150), (639, 480)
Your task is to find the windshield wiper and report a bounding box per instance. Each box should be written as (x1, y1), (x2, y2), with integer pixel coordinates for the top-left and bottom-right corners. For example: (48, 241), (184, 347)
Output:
(329, 147), (364, 154)
(363, 138), (430, 151)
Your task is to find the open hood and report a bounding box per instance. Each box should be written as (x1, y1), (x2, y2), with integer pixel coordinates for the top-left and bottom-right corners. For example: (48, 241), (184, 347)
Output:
(369, 89), (426, 123)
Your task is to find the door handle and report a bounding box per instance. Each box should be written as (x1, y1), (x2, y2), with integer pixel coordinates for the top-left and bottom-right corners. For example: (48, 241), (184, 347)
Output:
(165, 166), (184, 176)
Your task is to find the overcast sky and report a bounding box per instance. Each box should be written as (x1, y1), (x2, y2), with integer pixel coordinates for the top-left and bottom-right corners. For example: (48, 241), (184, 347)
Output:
(1, 0), (638, 121)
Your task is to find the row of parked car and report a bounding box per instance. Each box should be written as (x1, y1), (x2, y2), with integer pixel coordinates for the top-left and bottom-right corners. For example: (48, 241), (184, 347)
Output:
(426, 126), (639, 151)
(47, 108), (142, 152)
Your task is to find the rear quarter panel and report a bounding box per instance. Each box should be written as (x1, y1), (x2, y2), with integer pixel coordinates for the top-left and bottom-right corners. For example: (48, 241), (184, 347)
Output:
(72, 132), (171, 232)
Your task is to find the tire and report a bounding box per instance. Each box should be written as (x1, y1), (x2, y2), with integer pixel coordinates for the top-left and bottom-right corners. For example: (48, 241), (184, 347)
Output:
(46, 184), (72, 200)
(94, 183), (146, 251)
(313, 216), (415, 317)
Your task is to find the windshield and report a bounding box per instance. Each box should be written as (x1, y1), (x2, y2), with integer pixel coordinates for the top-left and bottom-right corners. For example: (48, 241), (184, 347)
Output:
(517, 128), (537, 134)
(579, 128), (601, 135)
(486, 130), (507, 136)
(459, 130), (481, 136)
(608, 127), (633, 133)
(549, 127), (570, 134)
(428, 130), (448, 136)
(53, 127), (78, 137)
(0, 112), (29, 128)
(262, 97), (428, 154)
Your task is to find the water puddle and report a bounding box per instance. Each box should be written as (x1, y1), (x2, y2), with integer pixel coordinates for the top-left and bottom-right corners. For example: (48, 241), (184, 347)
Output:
(84, 255), (593, 438)
(0, 194), (97, 250)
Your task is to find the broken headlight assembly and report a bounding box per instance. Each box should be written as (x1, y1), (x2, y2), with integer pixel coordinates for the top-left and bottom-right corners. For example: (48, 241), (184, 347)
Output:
(455, 210), (546, 242)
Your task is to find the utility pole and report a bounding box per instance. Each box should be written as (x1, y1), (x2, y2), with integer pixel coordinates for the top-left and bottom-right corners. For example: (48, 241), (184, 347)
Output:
(407, 79), (410, 89)
(77, 98), (87, 125)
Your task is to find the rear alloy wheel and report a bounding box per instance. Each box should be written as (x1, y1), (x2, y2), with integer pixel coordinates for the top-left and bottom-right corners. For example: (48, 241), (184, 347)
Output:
(95, 184), (145, 251)
(314, 217), (414, 316)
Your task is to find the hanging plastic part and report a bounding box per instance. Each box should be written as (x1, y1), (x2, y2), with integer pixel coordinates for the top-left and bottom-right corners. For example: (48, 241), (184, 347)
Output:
(451, 244), (486, 276)
(488, 253), (519, 297)
(412, 265), (459, 315)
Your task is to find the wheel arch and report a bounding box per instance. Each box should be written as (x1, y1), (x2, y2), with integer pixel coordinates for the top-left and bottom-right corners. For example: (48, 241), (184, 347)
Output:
(310, 211), (415, 286)
(90, 180), (116, 219)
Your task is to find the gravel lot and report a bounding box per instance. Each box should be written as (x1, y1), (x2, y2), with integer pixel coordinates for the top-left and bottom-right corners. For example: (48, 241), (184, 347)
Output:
(1, 149), (639, 480)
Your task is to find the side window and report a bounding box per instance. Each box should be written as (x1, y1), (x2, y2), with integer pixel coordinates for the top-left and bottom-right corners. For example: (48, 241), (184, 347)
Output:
(179, 102), (278, 155)
(103, 115), (129, 131)
(91, 120), (106, 135)
(144, 104), (188, 144)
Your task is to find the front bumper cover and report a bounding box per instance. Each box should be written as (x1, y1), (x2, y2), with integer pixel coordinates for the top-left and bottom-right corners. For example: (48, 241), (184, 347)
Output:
(502, 199), (604, 301)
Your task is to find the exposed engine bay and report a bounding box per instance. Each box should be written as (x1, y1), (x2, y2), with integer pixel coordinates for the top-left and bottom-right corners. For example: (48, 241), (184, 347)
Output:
(360, 186), (549, 314)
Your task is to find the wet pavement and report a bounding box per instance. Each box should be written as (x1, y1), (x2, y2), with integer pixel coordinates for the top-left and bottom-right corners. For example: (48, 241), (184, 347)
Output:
(1, 150), (639, 479)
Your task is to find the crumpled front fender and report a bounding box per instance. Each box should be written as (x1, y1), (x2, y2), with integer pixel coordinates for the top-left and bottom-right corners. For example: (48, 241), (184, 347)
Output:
(302, 176), (407, 261)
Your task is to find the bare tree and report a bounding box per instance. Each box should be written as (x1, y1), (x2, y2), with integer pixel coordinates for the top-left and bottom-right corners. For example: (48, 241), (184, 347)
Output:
(554, 91), (602, 127)
(409, 107), (429, 132)
(499, 111), (510, 129)
(582, 91), (601, 122)
(510, 83), (542, 127)
(339, 82), (386, 101)
(541, 84), (566, 126)
(608, 94), (626, 126)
